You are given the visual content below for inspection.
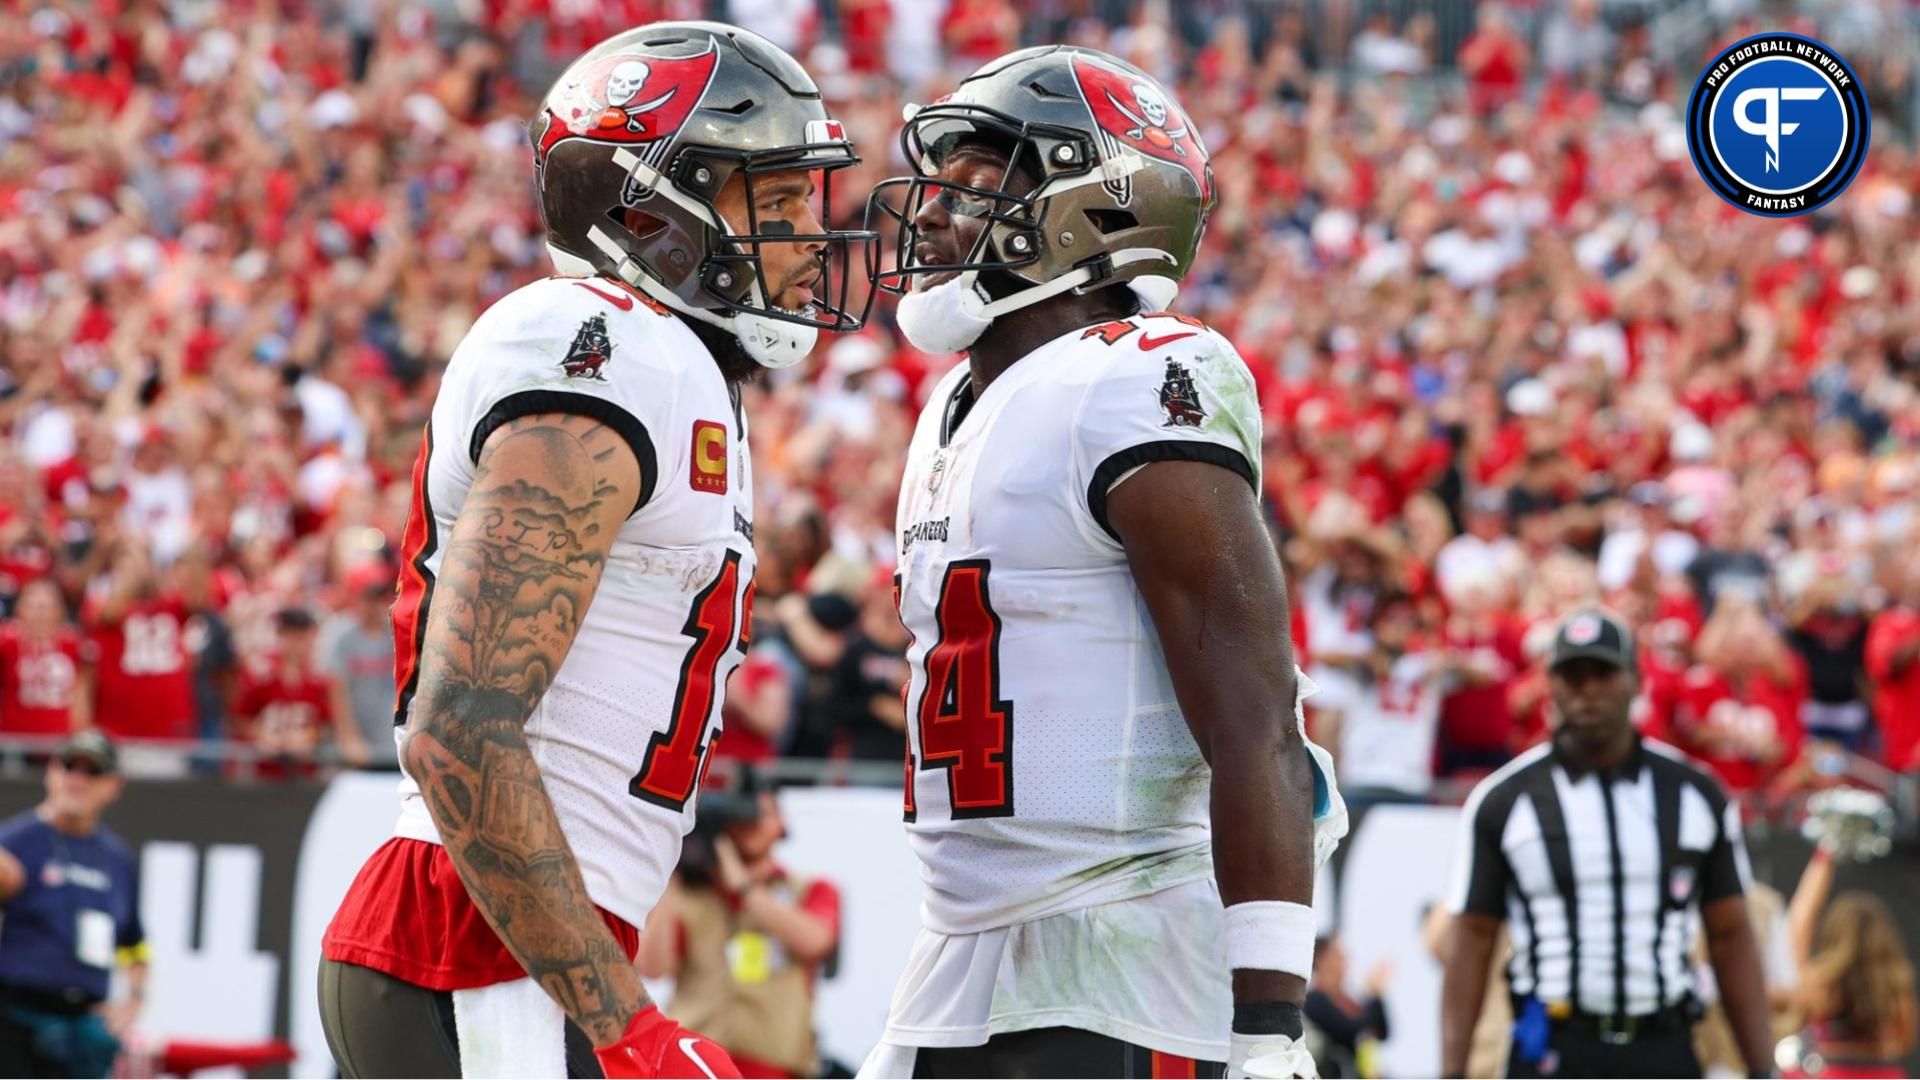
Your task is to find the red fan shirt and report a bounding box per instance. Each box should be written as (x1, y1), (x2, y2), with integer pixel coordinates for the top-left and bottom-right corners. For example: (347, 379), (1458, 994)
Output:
(232, 664), (333, 747)
(1437, 616), (1526, 758)
(1668, 661), (1806, 792)
(0, 626), (94, 735)
(87, 596), (195, 741)
(1864, 608), (1920, 773)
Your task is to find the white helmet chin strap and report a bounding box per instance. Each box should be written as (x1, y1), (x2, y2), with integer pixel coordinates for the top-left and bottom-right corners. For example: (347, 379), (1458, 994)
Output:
(966, 247), (1181, 321)
(893, 250), (1180, 357)
(571, 151), (819, 370)
(1129, 274), (1180, 311)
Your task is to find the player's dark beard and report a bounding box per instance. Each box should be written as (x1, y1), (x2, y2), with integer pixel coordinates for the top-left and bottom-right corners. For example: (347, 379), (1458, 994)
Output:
(685, 318), (763, 387)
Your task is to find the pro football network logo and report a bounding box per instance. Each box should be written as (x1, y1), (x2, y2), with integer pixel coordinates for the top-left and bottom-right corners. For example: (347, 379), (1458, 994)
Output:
(1685, 32), (1868, 217)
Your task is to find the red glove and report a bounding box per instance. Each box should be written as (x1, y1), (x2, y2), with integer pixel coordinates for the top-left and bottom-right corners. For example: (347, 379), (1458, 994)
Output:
(594, 1005), (742, 1080)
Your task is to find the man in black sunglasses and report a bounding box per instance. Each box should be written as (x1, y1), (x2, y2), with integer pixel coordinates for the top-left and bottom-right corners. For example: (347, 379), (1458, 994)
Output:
(0, 730), (147, 1078)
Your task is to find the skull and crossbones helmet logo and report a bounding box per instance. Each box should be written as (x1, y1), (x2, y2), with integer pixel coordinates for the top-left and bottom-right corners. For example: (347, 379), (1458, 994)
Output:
(1107, 80), (1189, 155)
(606, 60), (649, 107)
(595, 58), (679, 134)
(1133, 83), (1168, 128)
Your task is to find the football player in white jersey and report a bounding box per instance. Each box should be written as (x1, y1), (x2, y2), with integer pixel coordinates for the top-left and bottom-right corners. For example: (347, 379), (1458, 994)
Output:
(318, 23), (875, 1079)
(858, 47), (1348, 1079)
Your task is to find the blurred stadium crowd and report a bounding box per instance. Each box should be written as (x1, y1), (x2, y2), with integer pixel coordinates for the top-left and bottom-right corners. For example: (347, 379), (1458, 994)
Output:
(1, 0), (1919, 806)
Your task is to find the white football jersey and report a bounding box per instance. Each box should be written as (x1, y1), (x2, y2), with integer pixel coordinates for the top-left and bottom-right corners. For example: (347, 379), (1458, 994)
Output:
(896, 311), (1332, 936)
(388, 275), (756, 934)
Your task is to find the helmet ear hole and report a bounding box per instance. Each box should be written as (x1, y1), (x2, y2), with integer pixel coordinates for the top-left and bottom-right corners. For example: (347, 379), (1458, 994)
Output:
(1083, 208), (1138, 235)
(617, 208), (671, 242)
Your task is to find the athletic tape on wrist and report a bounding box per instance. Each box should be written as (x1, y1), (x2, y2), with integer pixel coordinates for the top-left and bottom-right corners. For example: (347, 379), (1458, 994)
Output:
(1224, 900), (1316, 978)
(1232, 1001), (1305, 1039)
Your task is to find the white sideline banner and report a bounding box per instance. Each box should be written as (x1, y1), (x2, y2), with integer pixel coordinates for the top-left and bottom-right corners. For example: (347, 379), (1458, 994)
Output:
(285, 776), (926, 1076)
(0, 772), (1463, 1077)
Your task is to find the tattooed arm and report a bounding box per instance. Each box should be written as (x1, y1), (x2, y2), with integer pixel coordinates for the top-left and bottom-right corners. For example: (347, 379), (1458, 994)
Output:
(400, 411), (647, 1046)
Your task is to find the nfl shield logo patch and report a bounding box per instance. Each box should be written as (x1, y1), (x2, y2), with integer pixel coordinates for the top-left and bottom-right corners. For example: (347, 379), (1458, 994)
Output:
(1669, 865), (1695, 905)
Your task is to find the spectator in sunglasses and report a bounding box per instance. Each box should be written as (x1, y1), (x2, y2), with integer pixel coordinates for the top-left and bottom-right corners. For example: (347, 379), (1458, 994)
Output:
(0, 731), (146, 1077)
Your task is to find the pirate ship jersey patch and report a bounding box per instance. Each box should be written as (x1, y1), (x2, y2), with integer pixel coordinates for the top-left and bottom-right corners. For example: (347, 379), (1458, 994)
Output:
(561, 314), (613, 380)
(1158, 359), (1207, 428)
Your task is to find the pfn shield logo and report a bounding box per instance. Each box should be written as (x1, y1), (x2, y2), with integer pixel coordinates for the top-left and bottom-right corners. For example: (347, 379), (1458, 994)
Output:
(1070, 56), (1210, 204)
(1686, 33), (1868, 217)
(536, 42), (720, 163)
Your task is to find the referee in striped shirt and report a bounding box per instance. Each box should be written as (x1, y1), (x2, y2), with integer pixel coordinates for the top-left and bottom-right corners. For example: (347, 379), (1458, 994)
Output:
(1440, 609), (1775, 1078)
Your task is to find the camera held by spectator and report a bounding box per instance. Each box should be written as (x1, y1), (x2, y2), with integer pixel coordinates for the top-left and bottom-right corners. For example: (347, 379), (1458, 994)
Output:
(639, 770), (843, 1079)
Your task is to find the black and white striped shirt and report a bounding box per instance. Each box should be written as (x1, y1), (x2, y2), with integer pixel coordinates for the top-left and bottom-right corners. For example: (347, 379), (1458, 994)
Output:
(1447, 738), (1751, 1019)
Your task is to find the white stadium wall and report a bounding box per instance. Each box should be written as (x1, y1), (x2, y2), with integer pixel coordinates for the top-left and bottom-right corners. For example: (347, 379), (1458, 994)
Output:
(284, 775), (934, 1075)
(6, 774), (1894, 1077)
(0, 771), (1444, 1077)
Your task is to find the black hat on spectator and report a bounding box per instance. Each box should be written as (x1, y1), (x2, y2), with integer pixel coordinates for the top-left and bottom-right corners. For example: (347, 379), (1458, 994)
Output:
(806, 593), (859, 633)
(1507, 487), (1563, 521)
(1548, 609), (1636, 674)
(56, 730), (118, 774)
(276, 606), (318, 632)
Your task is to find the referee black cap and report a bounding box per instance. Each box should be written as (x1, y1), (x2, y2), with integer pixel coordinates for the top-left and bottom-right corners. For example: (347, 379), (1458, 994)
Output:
(1548, 608), (1636, 674)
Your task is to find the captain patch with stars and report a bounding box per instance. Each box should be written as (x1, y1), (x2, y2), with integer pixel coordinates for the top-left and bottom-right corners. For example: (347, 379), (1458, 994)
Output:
(1685, 31), (1868, 217)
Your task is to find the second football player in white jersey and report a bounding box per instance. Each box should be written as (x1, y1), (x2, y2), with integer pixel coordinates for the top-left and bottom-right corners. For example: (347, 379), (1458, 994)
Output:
(860, 46), (1348, 1079)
